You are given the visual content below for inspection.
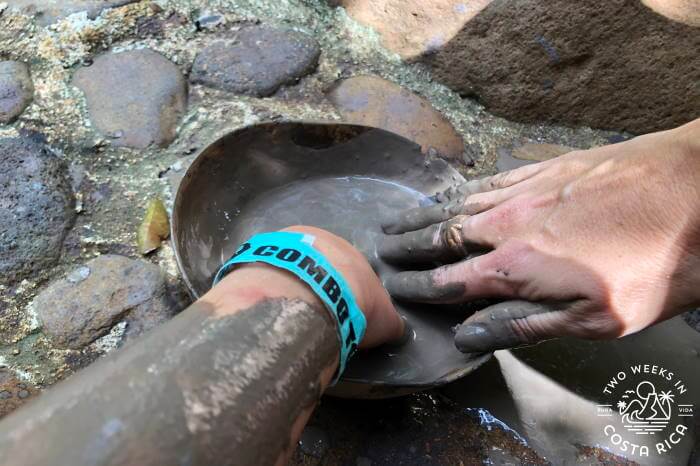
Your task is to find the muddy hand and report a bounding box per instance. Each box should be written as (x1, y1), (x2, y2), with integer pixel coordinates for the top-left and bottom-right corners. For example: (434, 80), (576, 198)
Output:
(282, 226), (405, 348)
(381, 118), (700, 353)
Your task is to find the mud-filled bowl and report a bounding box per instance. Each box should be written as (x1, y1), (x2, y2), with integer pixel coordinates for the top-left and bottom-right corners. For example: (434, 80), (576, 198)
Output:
(172, 122), (491, 398)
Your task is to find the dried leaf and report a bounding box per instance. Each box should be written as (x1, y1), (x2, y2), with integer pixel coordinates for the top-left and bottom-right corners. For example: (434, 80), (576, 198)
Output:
(137, 198), (170, 255)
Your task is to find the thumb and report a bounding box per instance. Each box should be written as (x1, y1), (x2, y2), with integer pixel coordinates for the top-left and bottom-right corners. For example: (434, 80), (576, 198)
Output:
(454, 300), (575, 353)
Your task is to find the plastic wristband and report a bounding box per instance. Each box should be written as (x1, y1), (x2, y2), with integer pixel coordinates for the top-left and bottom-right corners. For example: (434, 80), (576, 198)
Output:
(213, 231), (367, 383)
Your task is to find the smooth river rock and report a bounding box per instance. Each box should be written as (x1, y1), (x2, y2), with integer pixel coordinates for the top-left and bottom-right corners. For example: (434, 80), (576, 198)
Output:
(326, 75), (464, 159)
(191, 25), (321, 96)
(73, 49), (188, 149)
(0, 135), (75, 285)
(34, 254), (174, 349)
(0, 61), (33, 124)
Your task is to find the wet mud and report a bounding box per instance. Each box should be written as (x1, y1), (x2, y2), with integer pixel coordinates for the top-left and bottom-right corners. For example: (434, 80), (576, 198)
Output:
(232, 176), (489, 389)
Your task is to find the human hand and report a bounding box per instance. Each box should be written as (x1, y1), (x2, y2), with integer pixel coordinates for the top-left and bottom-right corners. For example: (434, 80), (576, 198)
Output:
(380, 119), (700, 353)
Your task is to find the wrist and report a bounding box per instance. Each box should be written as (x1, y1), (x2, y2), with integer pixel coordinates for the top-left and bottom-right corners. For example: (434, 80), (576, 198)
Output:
(207, 263), (341, 386)
(210, 263), (326, 316)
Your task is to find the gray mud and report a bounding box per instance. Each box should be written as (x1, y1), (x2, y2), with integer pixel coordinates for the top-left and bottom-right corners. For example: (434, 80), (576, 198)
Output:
(230, 176), (489, 388)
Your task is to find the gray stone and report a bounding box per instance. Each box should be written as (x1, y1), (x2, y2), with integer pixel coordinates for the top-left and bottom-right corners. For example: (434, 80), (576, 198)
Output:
(190, 25), (321, 96)
(34, 254), (174, 349)
(73, 49), (188, 149)
(0, 135), (75, 285)
(4, 0), (138, 24)
(0, 61), (33, 124)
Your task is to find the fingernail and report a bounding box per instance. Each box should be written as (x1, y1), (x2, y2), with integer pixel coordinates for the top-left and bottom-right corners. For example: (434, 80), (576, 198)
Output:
(454, 323), (495, 353)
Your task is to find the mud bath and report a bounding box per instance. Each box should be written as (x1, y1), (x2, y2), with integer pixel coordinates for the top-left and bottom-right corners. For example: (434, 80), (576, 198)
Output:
(173, 122), (490, 396)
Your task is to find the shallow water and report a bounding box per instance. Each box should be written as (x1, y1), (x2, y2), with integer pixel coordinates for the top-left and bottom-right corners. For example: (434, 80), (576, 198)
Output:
(445, 317), (700, 465)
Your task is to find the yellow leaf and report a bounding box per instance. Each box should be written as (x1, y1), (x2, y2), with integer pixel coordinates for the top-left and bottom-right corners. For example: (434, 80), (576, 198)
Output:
(137, 198), (170, 255)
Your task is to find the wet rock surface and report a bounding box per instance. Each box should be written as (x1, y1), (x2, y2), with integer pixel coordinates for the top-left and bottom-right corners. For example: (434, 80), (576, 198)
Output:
(34, 254), (174, 349)
(0, 135), (74, 285)
(0, 61), (33, 124)
(191, 25), (321, 96)
(419, 0), (700, 134)
(327, 75), (465, 159)
(292, 394), (547, 465)
(4, 0), (139, 24)
(73, 49), (187, 149)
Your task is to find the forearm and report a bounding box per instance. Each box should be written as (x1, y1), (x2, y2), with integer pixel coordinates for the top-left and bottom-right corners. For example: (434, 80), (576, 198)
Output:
(0, 265), (340, 466)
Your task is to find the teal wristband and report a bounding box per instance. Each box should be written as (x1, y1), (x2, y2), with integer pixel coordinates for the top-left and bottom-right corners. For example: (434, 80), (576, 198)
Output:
(213, 231), (367, 383)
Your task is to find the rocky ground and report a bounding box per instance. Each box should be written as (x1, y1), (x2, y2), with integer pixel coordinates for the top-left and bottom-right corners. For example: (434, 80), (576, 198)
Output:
(0, 0), (697, 464)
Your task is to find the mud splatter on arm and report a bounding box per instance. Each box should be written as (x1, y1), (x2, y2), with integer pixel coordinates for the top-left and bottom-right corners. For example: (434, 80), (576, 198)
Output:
(0, 266), (340, 466)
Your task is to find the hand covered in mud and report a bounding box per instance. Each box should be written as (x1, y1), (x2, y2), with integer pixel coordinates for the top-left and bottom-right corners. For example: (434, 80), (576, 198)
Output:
(283, 226), (405, 348)
(380, 118), (700, 353)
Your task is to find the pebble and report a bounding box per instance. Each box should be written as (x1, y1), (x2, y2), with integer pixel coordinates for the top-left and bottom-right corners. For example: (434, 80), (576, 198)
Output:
(0, 135), (75, 285)
(190, 25), (320, 97)
(73, 49), (188, 149)
(34, 255), (175, 349)
(195, 10), (225, 30)
(0, 61), (33, 124)
(327, 75), (464, 159)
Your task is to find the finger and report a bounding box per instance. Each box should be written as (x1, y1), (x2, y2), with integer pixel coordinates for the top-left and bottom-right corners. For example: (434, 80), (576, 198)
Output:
(360, 285), (406, 349)
(384, 164), (546, 235)
(382, 198), (462, 235)
(461, 187), (519, 216)
(439, 164), (545, 202)
(383, 250), (514, 304)
(379, 215), (491, 264)
(454, 300), (573, 353)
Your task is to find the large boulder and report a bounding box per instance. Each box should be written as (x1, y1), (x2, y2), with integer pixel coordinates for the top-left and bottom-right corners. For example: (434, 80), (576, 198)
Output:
(338, 0), (700, 134)
(73, 49), (188, 149)
(332, 0), (492, 59)
(34, 255), (175, 349)
(0, 135), (75, 285)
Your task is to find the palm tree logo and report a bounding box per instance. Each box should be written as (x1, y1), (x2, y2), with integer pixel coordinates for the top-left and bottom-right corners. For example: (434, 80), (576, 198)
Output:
(618, 381), (674, 434)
